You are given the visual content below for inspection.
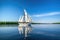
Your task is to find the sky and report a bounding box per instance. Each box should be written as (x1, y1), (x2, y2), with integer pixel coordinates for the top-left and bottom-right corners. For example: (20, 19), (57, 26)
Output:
(0, 0), (60, 23)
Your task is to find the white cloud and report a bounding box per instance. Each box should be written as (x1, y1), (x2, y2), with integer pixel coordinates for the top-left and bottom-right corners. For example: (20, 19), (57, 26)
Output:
(32, 12), (60, 17)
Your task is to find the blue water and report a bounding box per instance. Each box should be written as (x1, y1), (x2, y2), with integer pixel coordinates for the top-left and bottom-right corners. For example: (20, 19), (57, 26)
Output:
(0, 24), (60, 40)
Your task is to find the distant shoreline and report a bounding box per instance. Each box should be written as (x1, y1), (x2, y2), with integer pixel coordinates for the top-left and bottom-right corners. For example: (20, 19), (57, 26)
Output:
(0, 22), (60, 24)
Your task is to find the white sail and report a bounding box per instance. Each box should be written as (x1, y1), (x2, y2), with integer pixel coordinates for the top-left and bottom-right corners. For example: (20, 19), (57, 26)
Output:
(18, 16), (24, 22)
(18, 9), (31, 23)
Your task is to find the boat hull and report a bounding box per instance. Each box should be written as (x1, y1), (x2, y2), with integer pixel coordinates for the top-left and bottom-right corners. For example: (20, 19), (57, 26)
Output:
(18, 22), (31, 26)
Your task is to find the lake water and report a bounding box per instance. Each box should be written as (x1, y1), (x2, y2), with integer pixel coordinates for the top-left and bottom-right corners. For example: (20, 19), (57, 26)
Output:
(0, 24), (60, 40)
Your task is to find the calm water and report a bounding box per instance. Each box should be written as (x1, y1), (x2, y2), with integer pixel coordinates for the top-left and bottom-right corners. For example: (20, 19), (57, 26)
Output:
(0, 24), (60, 40)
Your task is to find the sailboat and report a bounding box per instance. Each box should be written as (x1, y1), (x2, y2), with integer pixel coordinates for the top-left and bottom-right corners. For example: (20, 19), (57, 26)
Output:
(18, 9), (32, 37)
(18, 9), (32, 26)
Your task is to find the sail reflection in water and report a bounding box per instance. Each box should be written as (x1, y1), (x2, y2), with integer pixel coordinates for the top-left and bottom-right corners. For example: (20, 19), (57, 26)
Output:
(18, 23), (32, 37)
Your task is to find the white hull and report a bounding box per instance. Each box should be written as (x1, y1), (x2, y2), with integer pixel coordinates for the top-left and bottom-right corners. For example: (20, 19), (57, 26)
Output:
(19, 23), (31, 26)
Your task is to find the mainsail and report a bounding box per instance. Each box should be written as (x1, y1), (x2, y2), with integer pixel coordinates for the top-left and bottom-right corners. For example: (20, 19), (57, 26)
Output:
(18, 9), (31, 23)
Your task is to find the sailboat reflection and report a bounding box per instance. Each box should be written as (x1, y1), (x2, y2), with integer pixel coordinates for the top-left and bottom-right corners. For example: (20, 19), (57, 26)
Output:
(18, 9), (32, 37)
(18, 24), (32, 37)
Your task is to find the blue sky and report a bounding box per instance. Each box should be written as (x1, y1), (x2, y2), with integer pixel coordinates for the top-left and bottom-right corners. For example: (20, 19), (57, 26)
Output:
(0, 0), (60, 23)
